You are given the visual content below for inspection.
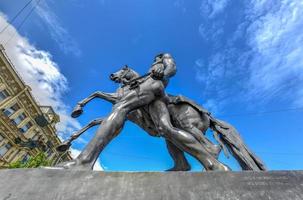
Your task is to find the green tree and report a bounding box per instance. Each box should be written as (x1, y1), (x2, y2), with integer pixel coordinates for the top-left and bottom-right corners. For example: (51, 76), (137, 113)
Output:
(8, 152), (53, 169)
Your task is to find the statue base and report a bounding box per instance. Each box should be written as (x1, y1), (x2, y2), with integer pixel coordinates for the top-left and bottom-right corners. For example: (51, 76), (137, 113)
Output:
(0, 169), (302, 200)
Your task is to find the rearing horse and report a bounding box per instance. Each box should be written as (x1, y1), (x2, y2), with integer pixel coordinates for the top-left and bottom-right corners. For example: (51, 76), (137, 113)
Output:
(59, 66), (266, 171)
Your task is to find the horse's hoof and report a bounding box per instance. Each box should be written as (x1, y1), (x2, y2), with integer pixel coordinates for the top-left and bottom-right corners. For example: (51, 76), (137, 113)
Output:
(71, 105), (83, 118)
(56, 142), (71, 152)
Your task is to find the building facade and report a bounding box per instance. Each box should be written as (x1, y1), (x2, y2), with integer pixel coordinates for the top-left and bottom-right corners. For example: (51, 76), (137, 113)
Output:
(0, 45), (71, 168)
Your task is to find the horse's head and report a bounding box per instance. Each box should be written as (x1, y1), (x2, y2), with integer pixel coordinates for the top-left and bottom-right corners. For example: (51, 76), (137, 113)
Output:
(110, 65), (140, 84)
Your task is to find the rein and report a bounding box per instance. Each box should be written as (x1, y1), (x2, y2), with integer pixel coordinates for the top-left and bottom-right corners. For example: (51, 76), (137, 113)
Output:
(121, 72), (151, 88)
(120, 60), (162, 88)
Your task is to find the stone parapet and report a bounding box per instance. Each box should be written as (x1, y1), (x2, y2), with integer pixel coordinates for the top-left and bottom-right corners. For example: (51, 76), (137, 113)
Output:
(0, 169), (302, 200)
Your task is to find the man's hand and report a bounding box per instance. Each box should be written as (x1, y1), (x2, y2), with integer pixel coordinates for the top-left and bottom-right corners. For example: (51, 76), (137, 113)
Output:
(151, 64), (165, 80)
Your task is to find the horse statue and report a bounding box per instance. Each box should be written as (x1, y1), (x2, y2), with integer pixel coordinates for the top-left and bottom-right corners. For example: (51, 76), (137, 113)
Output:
(57, 66), (266, 171)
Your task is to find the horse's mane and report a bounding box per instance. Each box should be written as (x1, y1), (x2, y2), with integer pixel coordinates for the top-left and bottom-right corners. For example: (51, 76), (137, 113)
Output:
(128, 68), (140, 81)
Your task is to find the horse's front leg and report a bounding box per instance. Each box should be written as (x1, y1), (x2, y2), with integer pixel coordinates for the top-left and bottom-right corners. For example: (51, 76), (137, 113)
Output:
(72, 91), (119, 118)
(79, 91), (118, 106)
(56, 118), (104, 152)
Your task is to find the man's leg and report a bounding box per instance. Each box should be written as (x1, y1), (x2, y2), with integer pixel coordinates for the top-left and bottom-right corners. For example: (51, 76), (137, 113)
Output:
(149, 100), (230, 171)
(73, 90), (155, 169)
(165, 139), (191, 171)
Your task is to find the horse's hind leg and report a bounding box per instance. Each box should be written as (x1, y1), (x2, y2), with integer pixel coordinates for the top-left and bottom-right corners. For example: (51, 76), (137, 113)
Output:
(183, 126), (221, 158)
(165, 139), (191, 171)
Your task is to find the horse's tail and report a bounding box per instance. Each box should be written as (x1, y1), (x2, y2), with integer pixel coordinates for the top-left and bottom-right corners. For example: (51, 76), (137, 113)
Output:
(209, 115), (266, 171)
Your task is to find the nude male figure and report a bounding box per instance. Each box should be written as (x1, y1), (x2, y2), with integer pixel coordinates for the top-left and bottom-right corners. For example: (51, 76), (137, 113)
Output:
(63, 53), (229, 171)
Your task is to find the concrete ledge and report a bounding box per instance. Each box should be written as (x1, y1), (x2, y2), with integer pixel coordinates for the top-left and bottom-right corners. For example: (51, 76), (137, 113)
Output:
(0, 169), (302, 200)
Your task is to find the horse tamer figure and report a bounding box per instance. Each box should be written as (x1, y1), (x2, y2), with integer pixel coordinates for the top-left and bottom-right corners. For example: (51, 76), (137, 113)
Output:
(57, 53), (266, 171)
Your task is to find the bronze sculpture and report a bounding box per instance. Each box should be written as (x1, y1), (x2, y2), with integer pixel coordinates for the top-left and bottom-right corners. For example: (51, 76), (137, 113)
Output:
(57, 54), (265, 171)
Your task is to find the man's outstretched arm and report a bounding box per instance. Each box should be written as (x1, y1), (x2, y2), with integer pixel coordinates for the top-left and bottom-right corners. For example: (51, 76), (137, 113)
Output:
(162, 53), (176, 79)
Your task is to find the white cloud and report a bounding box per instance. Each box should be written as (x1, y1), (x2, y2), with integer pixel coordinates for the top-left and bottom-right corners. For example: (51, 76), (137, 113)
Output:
(198, 22), (224, 44)
(196, 0), (303, 111)
(200, 0), (229, 18)
(70, 147), (103, 171)
(244, 0), (303, 106)
(0, 13), (81, 138)
(174, 0), (187, 13)
(35, 1), (81, 56)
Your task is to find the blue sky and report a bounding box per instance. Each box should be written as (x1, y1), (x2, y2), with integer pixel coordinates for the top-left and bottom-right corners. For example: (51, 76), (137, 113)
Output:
(0, 0), (302, 171)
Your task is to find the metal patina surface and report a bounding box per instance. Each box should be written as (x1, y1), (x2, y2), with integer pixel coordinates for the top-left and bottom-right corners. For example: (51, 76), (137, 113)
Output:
(56, 53), (265, 172)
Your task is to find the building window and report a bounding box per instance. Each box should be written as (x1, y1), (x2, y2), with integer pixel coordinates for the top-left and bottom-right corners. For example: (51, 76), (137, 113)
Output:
(11, 113), (26, 125)
(0, 143), (12, 157)
(21, 153), (30, 163)
(46, 148), (53, 157)
(19, 121), (33, 133)
(0, 133), (4, 142)
(47, 141), (53, 148)
(2, 103), (20, 117)
(0, 89), (9, 102)
(32, 134), (40, 141)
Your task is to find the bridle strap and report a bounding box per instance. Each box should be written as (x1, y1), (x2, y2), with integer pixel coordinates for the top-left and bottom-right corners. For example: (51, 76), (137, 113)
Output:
(120, 67), (131, 80)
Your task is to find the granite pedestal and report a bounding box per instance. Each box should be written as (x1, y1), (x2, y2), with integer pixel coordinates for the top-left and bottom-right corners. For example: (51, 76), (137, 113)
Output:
(0, 169), (302, 200)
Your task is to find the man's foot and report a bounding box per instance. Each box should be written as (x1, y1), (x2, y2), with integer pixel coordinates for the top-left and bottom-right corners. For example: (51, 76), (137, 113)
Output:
(210, 162), (231, 171)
